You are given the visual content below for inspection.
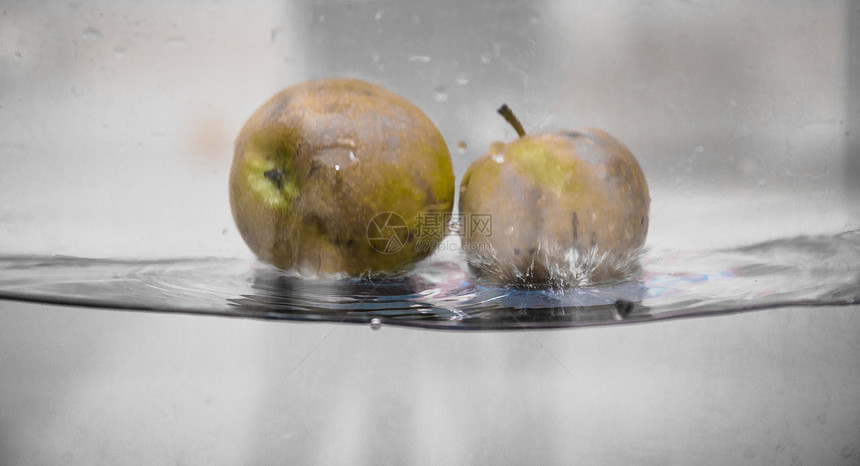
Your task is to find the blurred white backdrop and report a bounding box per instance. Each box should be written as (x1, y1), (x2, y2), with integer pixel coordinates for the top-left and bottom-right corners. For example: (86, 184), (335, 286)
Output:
(1, 0), (857, 257)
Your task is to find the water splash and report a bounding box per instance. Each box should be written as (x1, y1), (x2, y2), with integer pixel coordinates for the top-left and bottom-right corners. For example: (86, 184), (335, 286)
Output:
(0, 230), (857, 331)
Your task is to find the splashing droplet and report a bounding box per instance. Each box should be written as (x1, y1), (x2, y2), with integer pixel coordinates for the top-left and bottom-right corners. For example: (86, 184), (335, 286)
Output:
(82, 27), (102, 41)
(432, 86), (448, 103)
(370, 317), (382, 330)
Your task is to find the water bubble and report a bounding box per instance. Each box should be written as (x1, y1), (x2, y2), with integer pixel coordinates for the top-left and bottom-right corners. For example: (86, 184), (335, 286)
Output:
(432, 86), (448, 103)
(113, 46), (127, 59)
(480, 51), (492, 64)
(82, 27), (102, 41)
(370, 317), (382, 330)
(457, 141), (467, 153)
(408, 55), (431, 63)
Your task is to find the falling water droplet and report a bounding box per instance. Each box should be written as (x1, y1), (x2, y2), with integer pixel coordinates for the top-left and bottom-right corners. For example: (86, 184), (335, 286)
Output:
(270, 27), (282, 44)
(432, 86), (448, 103)
(457, 141), (467, 153)
(370, 317), (382, 330)
(82, 27), (102, 41)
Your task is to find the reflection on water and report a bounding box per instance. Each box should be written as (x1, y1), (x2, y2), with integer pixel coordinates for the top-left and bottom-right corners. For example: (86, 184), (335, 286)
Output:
(0, 230), (857, 330)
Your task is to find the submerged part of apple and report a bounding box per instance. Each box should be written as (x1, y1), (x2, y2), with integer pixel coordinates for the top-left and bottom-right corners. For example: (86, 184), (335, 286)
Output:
(459, 125), (650, 287)
(229, 78), (455, 277)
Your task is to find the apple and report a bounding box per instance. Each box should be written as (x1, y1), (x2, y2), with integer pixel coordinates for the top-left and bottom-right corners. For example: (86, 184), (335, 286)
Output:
(458, 105), (650, 287)
(229, 78), (455, 277)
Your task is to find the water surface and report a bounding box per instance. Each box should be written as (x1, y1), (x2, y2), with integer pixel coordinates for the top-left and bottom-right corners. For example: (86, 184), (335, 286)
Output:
(0, 230), (857, 330)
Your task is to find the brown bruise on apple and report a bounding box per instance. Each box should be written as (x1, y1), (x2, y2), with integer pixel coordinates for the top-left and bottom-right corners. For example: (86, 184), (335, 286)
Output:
(459, 127), (650, 286)
(229, 78), (455, 276)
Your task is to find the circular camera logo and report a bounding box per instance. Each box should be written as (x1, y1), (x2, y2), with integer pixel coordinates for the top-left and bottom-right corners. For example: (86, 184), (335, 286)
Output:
(366, 212), (409, 254)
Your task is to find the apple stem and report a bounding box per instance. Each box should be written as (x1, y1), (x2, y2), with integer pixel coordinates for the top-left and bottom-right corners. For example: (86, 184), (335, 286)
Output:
(498, 104), (526, 138)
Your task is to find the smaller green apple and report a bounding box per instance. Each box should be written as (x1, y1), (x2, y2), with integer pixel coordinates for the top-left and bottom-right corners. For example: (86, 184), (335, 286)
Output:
(458, 105), (650, 287)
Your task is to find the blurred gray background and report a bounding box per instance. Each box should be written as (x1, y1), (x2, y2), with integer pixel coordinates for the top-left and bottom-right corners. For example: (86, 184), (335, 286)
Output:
(1, 1), (859, 465)
(0, 0), (857, 257)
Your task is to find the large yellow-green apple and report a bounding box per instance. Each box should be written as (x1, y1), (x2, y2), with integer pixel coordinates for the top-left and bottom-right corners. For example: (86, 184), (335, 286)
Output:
(229, 78), (455, 277)
(458, 105), (649, 286)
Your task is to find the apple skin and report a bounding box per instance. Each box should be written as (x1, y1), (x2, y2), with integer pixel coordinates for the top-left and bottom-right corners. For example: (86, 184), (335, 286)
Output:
(229, 78), (455, 277)
(458, 128), (650, 286)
